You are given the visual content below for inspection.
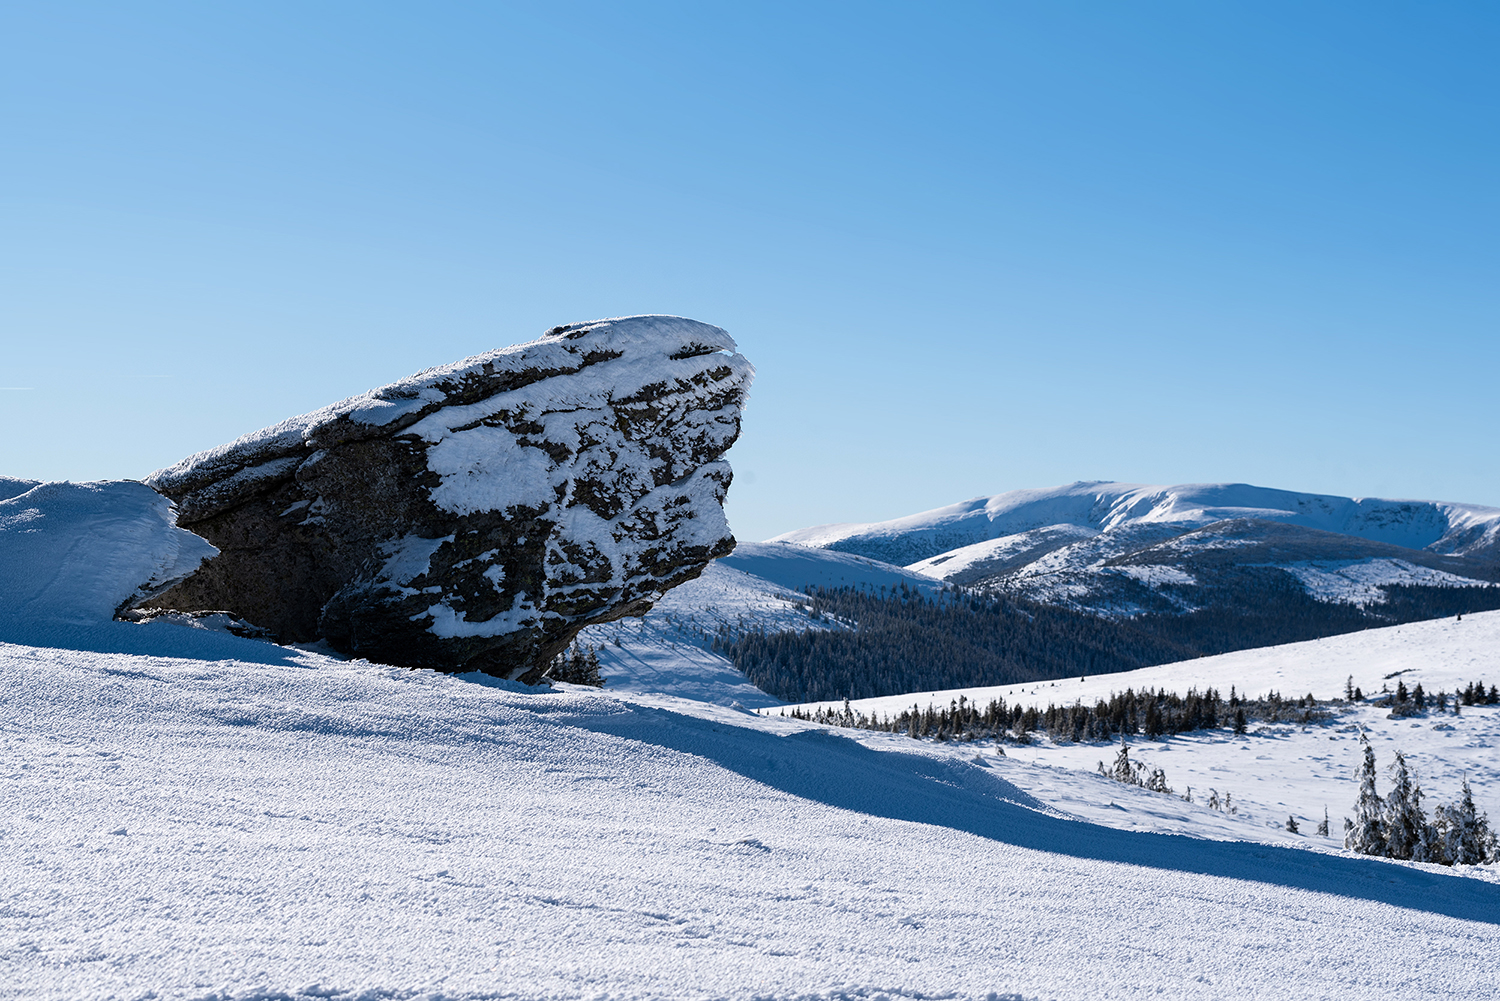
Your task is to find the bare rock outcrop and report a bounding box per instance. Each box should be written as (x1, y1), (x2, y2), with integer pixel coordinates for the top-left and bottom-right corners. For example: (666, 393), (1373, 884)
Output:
(142, 315), (753, 682)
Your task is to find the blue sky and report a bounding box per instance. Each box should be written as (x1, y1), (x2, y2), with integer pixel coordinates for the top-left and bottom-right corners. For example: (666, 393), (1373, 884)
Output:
(3, 2), (1496, 542)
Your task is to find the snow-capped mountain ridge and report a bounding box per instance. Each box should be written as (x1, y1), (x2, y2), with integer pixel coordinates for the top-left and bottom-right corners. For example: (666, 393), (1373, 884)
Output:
(773, 481), (1500, 567)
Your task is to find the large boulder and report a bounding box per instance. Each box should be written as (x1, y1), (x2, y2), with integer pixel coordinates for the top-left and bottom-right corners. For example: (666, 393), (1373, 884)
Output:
(141, 315), (753, 682)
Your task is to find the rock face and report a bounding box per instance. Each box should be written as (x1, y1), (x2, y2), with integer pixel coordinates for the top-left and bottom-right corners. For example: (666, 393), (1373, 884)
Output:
(142, 315), (753, 682)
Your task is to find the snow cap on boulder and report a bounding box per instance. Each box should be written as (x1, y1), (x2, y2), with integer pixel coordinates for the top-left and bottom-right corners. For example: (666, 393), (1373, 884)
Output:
(143, 315), (753, 682)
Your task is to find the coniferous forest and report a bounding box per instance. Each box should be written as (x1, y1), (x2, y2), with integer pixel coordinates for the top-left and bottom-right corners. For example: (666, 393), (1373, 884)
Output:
(718, 581), (1500, 704)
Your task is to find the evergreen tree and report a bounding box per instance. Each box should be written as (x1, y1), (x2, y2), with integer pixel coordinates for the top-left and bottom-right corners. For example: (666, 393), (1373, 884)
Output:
(1346, 734), (1385, 855)
(1286, 815), (1300, 834)
(548, 644), (605, 687)
(1316, 806), (1330, 837)
(1413, 813), (1444, 864)
(1233, 708), (1247, 735)
(1382, 750), (1426, 861)
(1438, 776), (1497, 866)
(1101, 738), (1133, 784)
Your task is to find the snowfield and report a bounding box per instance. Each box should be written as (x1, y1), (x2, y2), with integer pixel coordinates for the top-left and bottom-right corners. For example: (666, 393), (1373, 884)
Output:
(780, 611), (1500, 841)
(5, 630), (1500, 1001)
(5, 488), (1500, 999)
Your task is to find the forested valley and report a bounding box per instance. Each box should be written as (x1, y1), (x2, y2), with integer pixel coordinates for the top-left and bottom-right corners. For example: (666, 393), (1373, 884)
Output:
(718, 580), (1500, 703)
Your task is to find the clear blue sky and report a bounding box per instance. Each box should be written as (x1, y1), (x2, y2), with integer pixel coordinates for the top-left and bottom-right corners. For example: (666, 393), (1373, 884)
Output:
(3, 2), (1496, 542)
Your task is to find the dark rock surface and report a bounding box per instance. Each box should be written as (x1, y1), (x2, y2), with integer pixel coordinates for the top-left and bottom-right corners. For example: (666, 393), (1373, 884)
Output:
(142, 315), (753, 682)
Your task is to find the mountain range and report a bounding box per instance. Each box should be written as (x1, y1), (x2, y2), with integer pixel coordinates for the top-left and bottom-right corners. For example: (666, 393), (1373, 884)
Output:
(771, 481), (1500, 617)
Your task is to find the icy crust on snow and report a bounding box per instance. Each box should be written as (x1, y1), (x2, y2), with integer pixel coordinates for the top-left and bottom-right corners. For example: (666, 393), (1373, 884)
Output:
(6, 633), (1500, 999)
(776, 481), (1500, 566)
(0, 481), (217, 627)
(148, 315), (743, 503)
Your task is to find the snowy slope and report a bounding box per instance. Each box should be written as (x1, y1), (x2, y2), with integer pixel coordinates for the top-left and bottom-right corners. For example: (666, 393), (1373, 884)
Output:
(5, 635), (1500, 1000)
(775, 481), (1500, 566)
(576, 542), (940, 707)
(778, 610), (1500, 849)
(789, 609), (1500, 719)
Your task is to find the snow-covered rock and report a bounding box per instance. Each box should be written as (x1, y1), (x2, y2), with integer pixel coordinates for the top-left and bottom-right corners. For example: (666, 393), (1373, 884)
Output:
(143, 315), (752, 682)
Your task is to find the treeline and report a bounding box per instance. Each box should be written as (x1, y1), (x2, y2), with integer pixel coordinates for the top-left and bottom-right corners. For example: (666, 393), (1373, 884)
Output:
(1377, 677), (1499, 717)
(719, 578), (1500, 704)
(781, 685), (1328, 744)
(1345, 736), (1496, 866)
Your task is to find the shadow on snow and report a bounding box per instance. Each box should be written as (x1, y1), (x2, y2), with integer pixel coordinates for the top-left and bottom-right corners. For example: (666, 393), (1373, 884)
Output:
(567, 698), (1500, 927)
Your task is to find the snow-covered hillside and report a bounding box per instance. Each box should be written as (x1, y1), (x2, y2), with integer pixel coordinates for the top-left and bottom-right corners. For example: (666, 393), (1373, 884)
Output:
(7, 630), (1500, 1000)
(778, 610), (1500, 849)
(576, 542), (940, 707)
(773, 481), (1500, 564)
(771, 482), (1500, 619)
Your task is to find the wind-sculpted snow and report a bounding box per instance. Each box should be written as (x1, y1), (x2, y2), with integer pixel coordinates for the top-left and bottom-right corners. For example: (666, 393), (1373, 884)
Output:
(4, 634), (1500, 999)
(142, 316), (752, 682)
(0, 480), (217, 628)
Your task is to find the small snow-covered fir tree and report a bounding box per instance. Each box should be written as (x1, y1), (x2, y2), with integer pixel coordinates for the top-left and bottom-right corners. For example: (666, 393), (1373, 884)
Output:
(1346, 734), (1385, 855)
(1100, 737), (1133, 784)
(1316, 806), (1330, 837)
(548, 644), (605, 687)
(1413, 813), (1445, 864)
(1286, 815), (1300, 834)
(1437, 776), (1498, 866)
(1383, 751), (1427, 861)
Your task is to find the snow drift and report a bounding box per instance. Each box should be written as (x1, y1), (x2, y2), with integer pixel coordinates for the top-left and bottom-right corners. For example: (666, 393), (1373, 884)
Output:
(0, 480), (216, 626)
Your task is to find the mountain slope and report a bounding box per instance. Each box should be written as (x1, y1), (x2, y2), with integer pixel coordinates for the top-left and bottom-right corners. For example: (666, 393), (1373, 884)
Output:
(772, 483), (1500, 627)
(774, 481), (1500, 566)
(776, 609), (1500, 855)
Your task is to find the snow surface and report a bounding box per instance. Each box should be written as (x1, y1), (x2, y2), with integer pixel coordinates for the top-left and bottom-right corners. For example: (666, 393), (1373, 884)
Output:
(774, 481), (1500, 565)
(0, 481), (217, 626)
(1281, 558), (1490, 606)
(778, 610), (1500, 843)
(7, 633), (1500, 1000)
